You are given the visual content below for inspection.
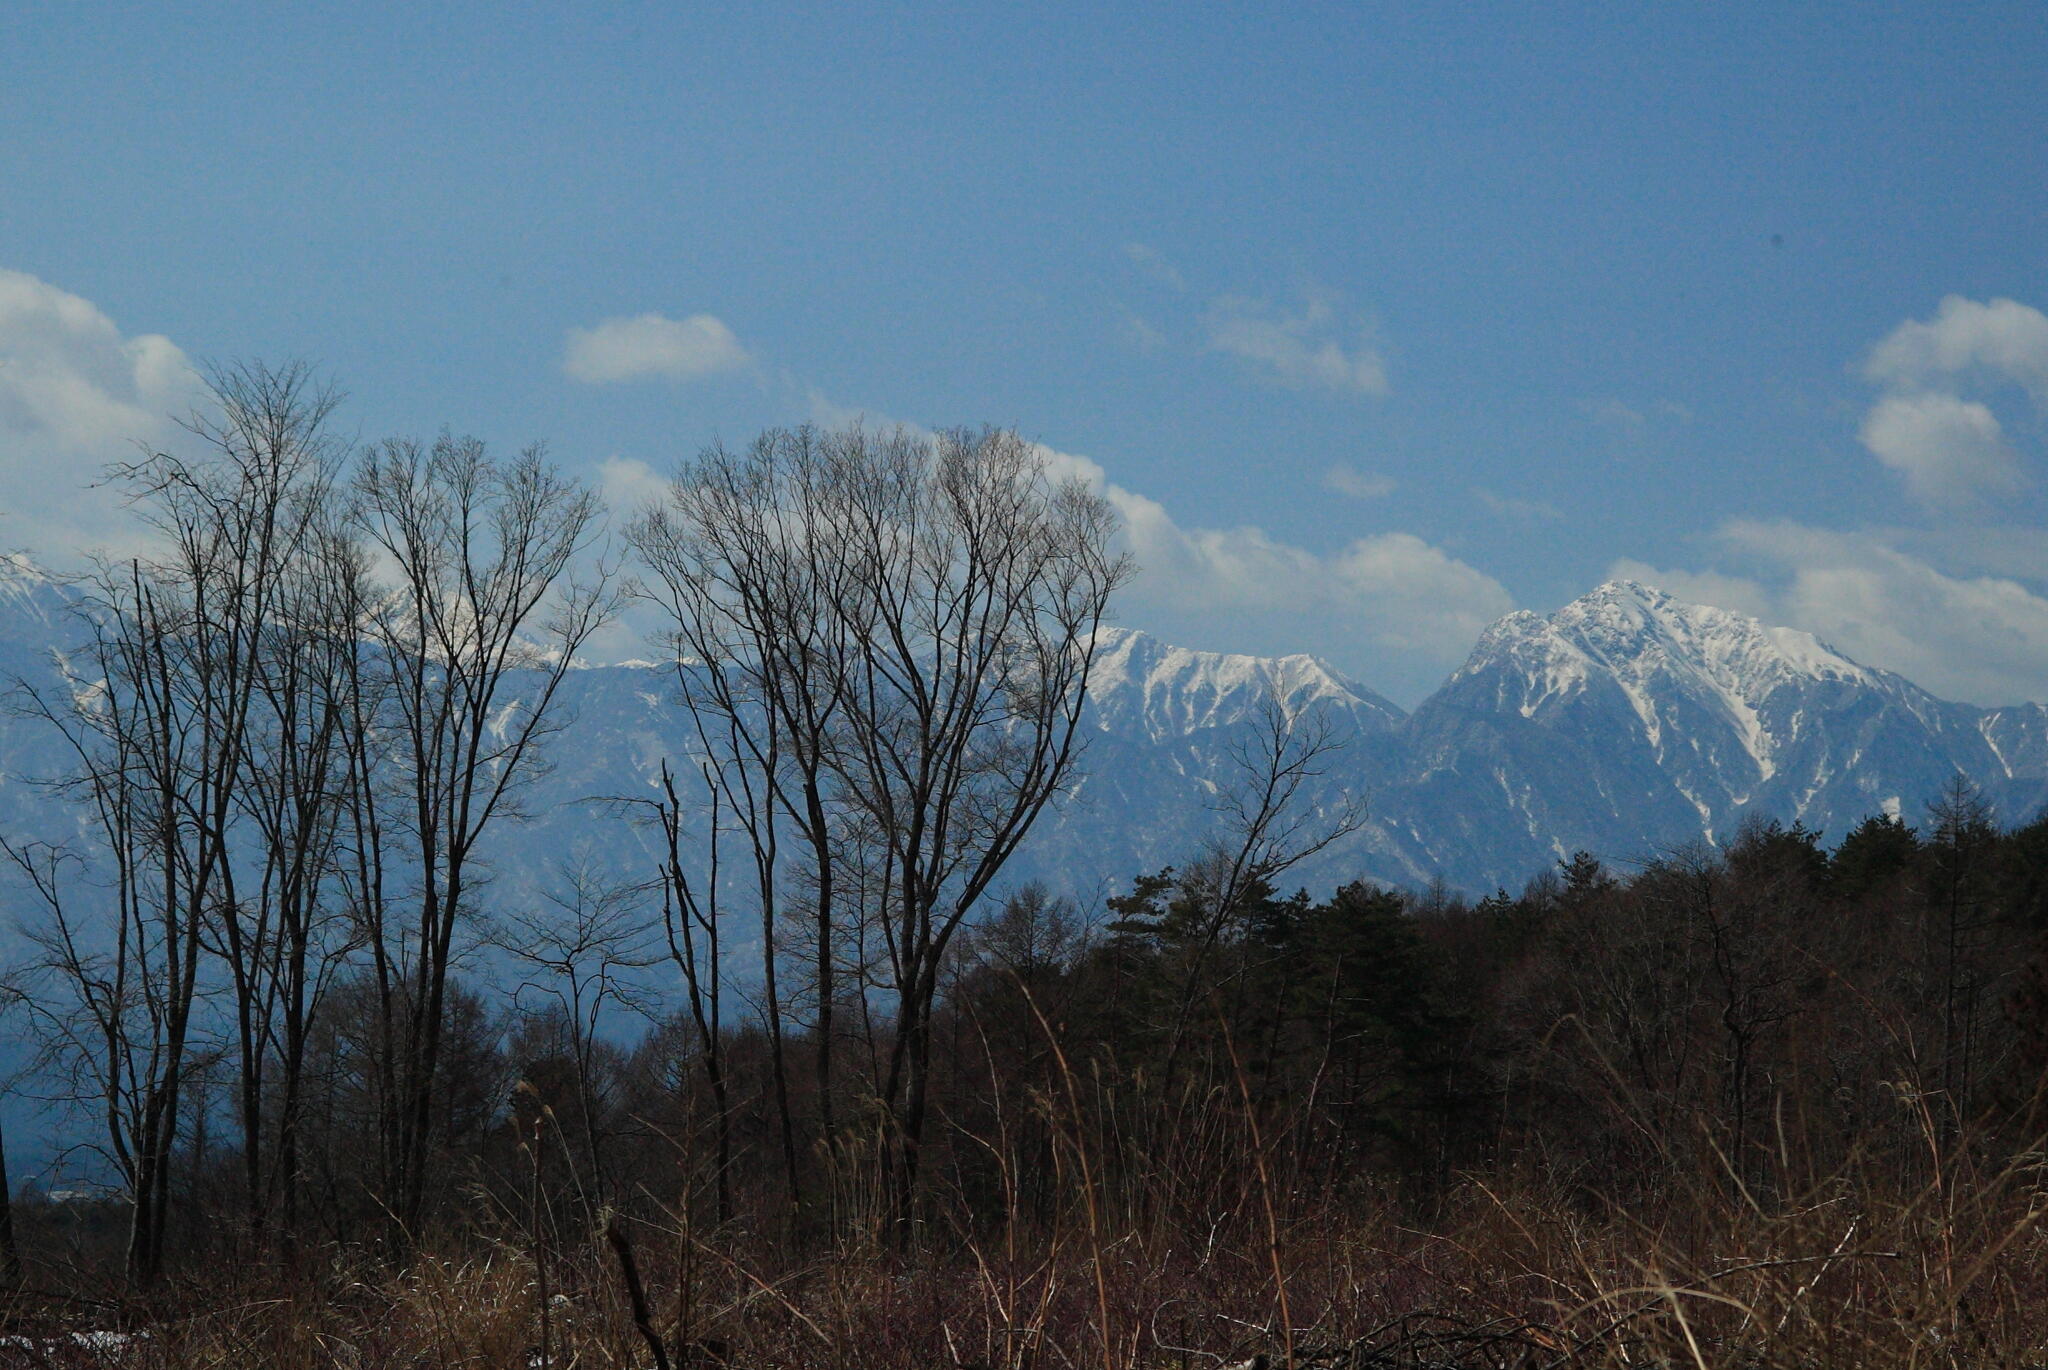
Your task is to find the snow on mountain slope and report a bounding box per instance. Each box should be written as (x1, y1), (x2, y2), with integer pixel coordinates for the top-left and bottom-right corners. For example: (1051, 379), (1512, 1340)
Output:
(1085, 625), (1404, 741)
(1402, 581), (2031, 882)
(1450, 582), (1881, 789)
(1979, 704), (2048, 779)
(0, 560), (92, 847)
(0, 553), (74, 645)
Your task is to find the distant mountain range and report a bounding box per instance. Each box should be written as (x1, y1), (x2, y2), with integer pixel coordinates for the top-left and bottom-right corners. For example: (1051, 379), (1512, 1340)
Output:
(1027, 581), (2048, 894)
(3, 557), (2044, 906)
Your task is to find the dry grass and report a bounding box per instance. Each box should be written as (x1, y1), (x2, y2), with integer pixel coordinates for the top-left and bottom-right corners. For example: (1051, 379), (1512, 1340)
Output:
(4, 1141), (2046, 1369)
(7, 1024), (2047, 1368)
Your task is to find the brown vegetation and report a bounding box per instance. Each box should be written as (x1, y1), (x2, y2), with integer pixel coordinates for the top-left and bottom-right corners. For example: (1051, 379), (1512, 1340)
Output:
(3, 803), (2047, 1367)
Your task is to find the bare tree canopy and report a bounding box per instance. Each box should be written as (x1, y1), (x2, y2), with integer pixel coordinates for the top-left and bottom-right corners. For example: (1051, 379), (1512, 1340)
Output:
(5, 368), (619, 1271)
(629, 421), (1129, 1225)
(5, 360), (358, 1277)
(352, 430), (618, 1237)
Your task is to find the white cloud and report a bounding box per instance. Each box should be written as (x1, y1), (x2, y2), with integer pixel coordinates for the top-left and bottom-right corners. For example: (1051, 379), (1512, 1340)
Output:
(803, 388), (923, 438)
(1030, 439), (1510, 678)
(1322, 463), (1395, 499)
(1889, 523), (2048, 582)
(1863, 295), (2048, 398)
(787, 396), (1506, 697)
(0, 269), (193, 450)
(1204, 293), (1388, 396)
(595, 454), (671, 519)
(0, 268), (199, 560)
(1116, 306), (1168, 353)
(1858, 391), (2021, 505)
(1582, 398), (1649, 432)
(1615, 524), (2048, 706)
(1579, 397), (1694, 449)
(1856, 296), (2048, 506)
(1329, 533), (1516, 656)
(563, 312), (752, 384)
(1604, 560), (1775, 621)
(1609, 300), (2048, 705)
(1736, 521), (2048, 706)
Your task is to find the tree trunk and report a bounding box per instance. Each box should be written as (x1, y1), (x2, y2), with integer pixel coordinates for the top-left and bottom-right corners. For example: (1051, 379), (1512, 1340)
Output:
(0, 1116), (20, 1288)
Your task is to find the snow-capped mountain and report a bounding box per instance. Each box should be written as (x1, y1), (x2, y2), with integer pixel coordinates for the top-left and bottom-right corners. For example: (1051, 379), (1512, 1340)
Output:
(1391, 582), (2048, 887)
(0, 567), (2042, 902)
(324, 585), (2048, 894)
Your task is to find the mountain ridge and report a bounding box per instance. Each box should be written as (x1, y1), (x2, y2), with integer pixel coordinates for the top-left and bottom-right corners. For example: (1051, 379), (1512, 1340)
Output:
(0, 564), (2042, 898)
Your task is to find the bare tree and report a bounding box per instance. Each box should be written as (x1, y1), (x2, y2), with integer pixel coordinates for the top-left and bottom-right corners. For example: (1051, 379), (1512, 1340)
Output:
(6, 361), (371, 1268)
(491, 851), (658, 1211)
(155, 362), (360, 1241)
(648, 760), (737, 1225)
(838, 425), (1127, 1228)
(1153, 697), (1368, 1086)
(7, 566), (216, 1283)
(633, 421), (1128, 1230)
(234, 512), (372, 1240)
(0, 974), (26, 1288)
(629, 425), (865, 1210)
(351, 433), (614, 1236)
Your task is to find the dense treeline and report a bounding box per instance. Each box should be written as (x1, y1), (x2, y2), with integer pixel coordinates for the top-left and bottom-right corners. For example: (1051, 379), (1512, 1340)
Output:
(214, 782), (2046, 1254)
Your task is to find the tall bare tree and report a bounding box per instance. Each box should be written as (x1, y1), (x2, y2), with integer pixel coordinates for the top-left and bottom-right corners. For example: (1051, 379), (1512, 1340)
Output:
(650, 760), (738, 1225)
(351, 433), (614, 1237)
(10, 559), (220, 1283)
(151, 362), (361, 1242)
(235, 512), (371, 1240)
(632, 422), (1127, 1229)
(630, 425), (863, 1210)
(5, 361), (354, 1274)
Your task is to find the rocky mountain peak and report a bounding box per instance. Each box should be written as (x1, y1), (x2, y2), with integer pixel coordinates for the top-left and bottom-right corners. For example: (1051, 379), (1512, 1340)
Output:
(1462, 580), (1879, 707)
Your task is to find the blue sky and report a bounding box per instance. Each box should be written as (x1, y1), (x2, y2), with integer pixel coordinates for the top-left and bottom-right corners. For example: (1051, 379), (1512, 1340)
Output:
(3, 3), (2047, 704)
